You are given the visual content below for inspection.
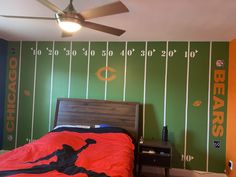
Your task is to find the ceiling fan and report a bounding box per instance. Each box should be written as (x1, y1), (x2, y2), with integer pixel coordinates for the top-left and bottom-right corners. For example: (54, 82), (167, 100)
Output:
(0, 0), (129, 37)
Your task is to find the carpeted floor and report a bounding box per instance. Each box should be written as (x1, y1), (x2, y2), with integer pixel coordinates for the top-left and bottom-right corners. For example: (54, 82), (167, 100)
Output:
(141, 167), (227, 177)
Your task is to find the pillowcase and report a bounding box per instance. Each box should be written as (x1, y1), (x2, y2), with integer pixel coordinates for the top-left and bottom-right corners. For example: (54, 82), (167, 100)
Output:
(53, 124), (91, 130)
(94, 124), (110, 128)
(53, 124), (111, 130)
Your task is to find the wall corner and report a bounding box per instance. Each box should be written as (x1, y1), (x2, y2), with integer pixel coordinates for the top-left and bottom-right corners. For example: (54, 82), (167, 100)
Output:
(0, 39), (8, 149)
(226, 38), (236, 177)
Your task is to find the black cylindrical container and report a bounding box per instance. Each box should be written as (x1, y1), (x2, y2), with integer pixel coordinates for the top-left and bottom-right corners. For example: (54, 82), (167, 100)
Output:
(162, 125), (168, 142)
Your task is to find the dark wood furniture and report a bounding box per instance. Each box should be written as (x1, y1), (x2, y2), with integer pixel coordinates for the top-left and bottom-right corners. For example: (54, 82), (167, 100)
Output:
(138, 139), (172, 177)
(54, 98), (140, 175)
(54, 98), (140, 140)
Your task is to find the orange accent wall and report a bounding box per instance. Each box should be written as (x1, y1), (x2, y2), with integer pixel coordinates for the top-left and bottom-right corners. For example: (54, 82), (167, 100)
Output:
(226, 39), (236, 177)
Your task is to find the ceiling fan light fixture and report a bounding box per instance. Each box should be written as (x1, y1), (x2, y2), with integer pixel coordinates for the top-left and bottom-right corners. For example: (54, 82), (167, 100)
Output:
(58, 21), (81, 32)
(56, 13), (82, 33)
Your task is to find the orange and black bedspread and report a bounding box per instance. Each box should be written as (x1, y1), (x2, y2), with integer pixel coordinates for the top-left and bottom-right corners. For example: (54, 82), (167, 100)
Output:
(0, 127), (135, 177)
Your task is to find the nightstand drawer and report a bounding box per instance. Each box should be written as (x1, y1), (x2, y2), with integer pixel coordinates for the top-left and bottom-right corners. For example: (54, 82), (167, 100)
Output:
(138, 139), (172, 177)
(140, 153), (171, 167)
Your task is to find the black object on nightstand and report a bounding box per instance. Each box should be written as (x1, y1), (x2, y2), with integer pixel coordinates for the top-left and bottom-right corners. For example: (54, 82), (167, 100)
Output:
(138, 139), (172, 177)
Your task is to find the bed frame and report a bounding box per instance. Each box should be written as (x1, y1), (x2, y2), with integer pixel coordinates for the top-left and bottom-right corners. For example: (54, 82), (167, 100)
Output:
(54, 98), (140, 141)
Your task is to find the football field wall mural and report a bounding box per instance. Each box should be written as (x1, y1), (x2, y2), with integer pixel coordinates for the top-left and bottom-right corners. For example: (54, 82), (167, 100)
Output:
(3, 41), (228, 173)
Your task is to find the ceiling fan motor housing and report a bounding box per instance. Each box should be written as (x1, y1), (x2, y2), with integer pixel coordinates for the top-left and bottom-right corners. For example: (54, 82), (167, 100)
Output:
(55, 12), (84, 25)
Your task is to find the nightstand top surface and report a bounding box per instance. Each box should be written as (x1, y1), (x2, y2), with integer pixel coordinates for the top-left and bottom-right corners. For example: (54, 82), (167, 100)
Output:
(139, 139), (172, 149)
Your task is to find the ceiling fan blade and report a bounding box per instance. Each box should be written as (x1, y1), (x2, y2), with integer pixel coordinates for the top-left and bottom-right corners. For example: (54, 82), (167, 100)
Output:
(0, 15), (55, 20)
(79, 1), (129, 20)
(81, 21), (125, 36)
(37, 0), (64, 14)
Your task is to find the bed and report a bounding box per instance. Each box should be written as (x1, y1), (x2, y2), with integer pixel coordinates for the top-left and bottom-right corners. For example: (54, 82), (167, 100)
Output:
(0, 98), (140, 177)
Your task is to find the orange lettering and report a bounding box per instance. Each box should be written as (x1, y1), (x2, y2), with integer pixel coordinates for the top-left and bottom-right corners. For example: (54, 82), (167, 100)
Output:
(6, 120), (14, 133)
(8, 82), (16, 93)
(9, 70), (17, 82)
(212, 111), (224, 125)
(213, 96), (224, 110)
(9, 57), (17, 69)
(214, 83), (225, 95)
(6, 56), (17, 134)
(212, 124), (224, 137)
(214, 70), (225, 82)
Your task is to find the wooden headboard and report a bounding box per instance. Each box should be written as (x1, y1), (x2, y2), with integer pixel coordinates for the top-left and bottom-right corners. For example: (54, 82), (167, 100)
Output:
(54, 98), (140, 140)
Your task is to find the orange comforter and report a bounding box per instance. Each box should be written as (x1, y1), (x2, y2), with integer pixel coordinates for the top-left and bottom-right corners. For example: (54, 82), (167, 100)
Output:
(0, 127), (134, 177)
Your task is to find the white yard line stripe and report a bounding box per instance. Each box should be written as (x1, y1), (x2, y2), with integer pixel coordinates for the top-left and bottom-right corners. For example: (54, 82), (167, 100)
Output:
(68, 41), (72, 98)
(142, 41), (148, 137)
(86, 42), (91, 99)
(206, 41), (212, 172)
(183, 41), (190, 169)
(30, 41), (38, 141)
(104, 42), (109, 100)
(48, 41), (55, 131)
(123, 42), (128, 101)
(163, 41), (169, 126)
(15, 41), (22, 148)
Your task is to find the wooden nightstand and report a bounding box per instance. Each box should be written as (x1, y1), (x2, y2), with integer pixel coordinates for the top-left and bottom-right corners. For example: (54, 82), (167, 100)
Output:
(138, 139), (172, 177)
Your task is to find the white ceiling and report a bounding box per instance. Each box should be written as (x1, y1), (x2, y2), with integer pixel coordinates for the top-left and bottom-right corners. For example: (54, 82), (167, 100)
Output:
(0, 0), (236, 41)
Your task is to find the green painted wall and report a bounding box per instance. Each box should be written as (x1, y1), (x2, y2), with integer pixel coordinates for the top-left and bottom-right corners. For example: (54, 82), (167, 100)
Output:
(3, 41), (228, 173)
